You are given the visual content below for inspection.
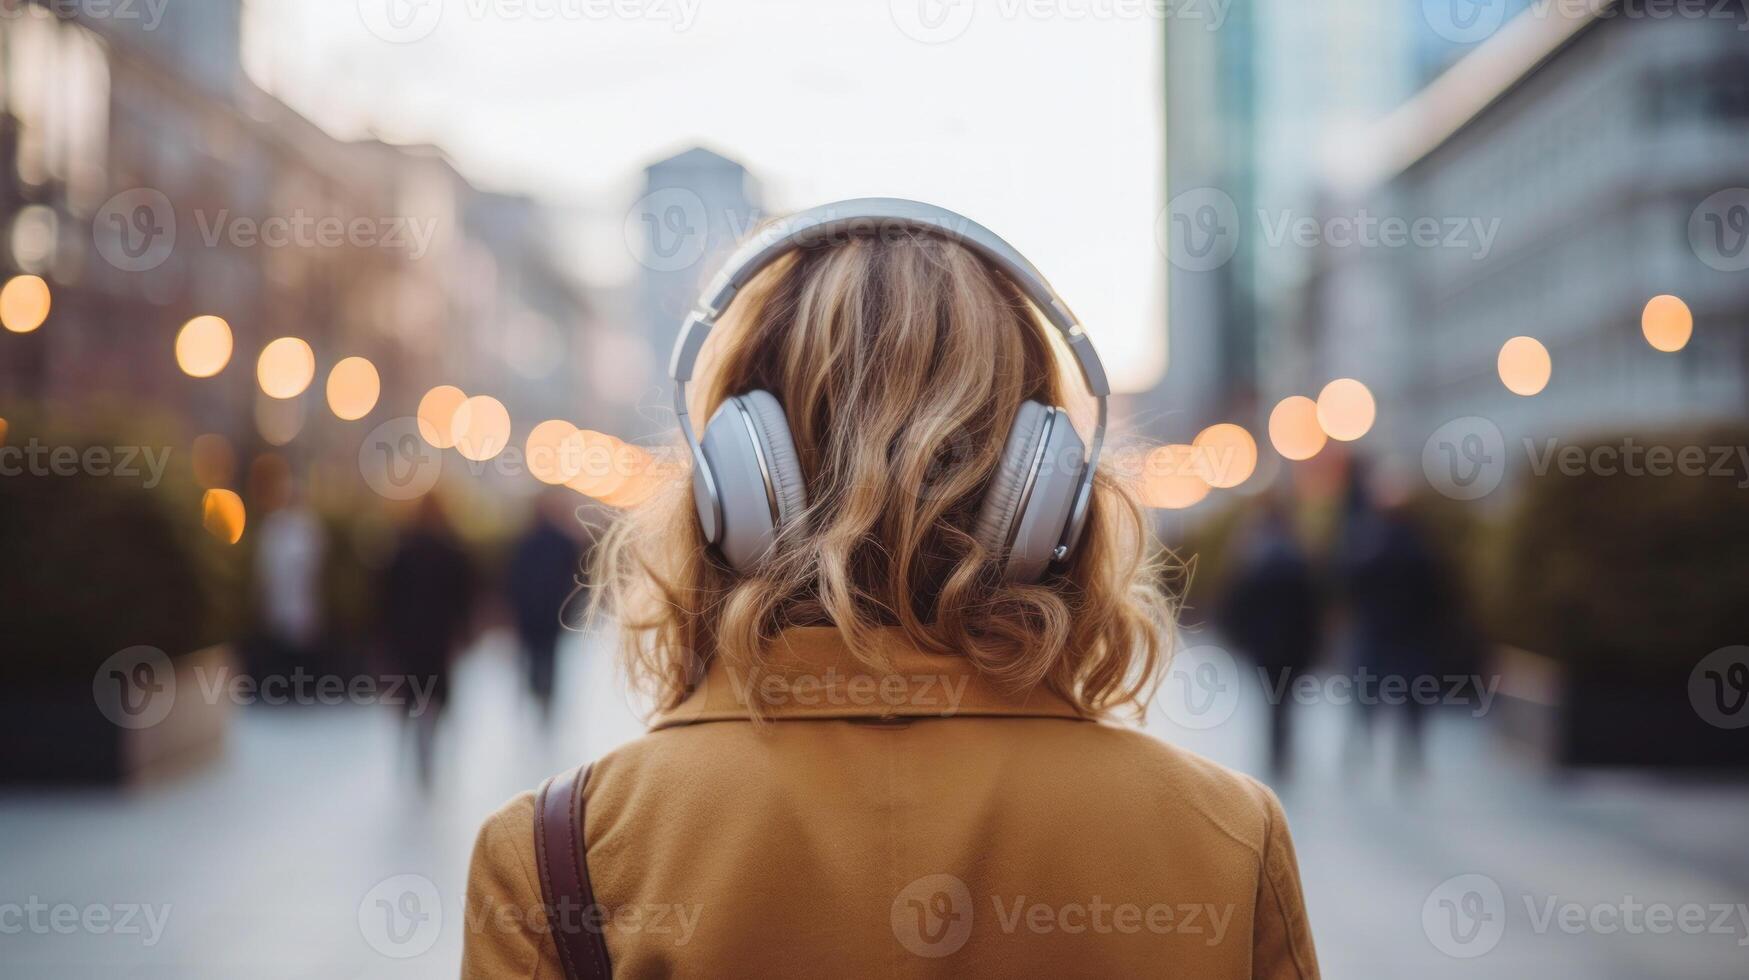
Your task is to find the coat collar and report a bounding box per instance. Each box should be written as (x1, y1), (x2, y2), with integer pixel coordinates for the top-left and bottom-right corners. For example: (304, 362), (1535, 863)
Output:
(650, 627), (1088, 729)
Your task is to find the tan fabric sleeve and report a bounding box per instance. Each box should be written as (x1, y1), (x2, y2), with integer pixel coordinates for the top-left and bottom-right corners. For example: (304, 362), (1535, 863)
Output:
(461, 792), (563, 980)
(1250, 783), (1320, 979)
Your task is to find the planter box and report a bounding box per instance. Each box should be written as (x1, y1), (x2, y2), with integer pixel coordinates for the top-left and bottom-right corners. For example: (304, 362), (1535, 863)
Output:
(0, 645), (233, 786)
(1492, 646), (1749, 770)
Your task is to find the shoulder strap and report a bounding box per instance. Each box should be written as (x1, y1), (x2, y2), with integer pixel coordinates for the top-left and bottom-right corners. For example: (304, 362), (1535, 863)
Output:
(534, 763), (612, 980)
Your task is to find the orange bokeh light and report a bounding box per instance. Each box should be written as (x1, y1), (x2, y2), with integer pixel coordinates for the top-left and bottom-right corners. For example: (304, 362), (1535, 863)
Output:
(1641, 294), (1692, 353)
(451, 394), (511, 462)
(257, 337), (316, 399)
(1316, 378), (1376, 442)
(1, 274), (51, 333)
(1497, 336), (1551, 396)
(326, 356), (381, 421)
(1268, 396), (1327, 461)
(526, 419), (583, 485)
(201, 489), (247, 545)
(416, 385), (468, 448)
(175, 316), (234, 378)
(1191, 423), (1258, 489)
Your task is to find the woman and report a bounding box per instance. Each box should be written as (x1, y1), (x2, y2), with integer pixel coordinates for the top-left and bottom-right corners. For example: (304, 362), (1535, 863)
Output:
(463, 203), (1319, 978)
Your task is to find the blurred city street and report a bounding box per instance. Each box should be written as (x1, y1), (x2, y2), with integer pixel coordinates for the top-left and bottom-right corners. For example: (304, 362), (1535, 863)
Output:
(4, 628), (1746, 979)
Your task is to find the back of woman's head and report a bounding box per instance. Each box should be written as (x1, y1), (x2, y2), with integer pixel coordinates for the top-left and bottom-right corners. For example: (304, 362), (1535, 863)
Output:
(591, 232), (1172, 718)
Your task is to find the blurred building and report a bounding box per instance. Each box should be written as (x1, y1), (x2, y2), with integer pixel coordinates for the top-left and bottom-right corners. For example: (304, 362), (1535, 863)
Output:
(1305, 1), (1749, 460)
(0, 0), (598, 504)
(1159, 0), (1427, 433)
(626, 146), (761, 437)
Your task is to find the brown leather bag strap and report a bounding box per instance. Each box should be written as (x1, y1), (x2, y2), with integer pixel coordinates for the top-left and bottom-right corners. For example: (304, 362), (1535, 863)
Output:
(534, 763), (612, 980)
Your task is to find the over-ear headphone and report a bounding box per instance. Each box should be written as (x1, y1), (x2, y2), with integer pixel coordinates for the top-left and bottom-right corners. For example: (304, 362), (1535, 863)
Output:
(668, 198), (1110, 584)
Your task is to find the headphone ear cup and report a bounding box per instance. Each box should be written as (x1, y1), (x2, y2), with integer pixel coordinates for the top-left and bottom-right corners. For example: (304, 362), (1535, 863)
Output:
(971, 401), (1085, 584)
(697, 390), (806, 573)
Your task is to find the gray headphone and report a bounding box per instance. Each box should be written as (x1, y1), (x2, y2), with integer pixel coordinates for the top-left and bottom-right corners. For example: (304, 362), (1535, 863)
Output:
(668, 198), (1110, 583)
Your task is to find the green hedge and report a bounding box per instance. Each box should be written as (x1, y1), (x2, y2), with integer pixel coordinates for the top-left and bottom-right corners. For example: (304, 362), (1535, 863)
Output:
(1490, 425), (1749, 674)
(0, 410), (239, 681)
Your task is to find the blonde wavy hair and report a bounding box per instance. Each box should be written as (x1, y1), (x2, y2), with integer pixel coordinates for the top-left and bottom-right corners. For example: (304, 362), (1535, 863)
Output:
(588, 232), (1173, 719)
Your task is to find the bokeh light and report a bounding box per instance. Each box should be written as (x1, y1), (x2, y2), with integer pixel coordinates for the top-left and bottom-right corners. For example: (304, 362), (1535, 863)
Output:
(257, 336), (316, 399)
(1268, 396), (1327, 461)
(451, 394), (511, 462)
(526, 419), (583, 485)
(1192, 423), (1258, 488)
(598, 446), (672, 507)
(1497, 336), (1552, 396)
(0, 274), (51, 333)
(325, 356), (381, 421)
(1140, 443), (1211, 509)
(201, 489), (247, 545)
(1641, 294), (1692, 353)
(175, 316), (234, 378)
(1316, 378), (1376, 442)
(190, 434), (236, 489)
(563, 429), (630, 499)
(416, 385), (468, 448)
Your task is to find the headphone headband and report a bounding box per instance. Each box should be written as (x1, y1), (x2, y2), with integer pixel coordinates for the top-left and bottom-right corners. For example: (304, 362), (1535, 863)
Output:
(667, 198), (1110, 398)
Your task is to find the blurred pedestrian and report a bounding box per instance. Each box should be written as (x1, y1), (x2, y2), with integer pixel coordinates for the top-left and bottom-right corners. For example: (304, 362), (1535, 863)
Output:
(1338, 462), (1455, 783)
(1218, 498), (1323, 781)
(254, 482), (326, 671)
(505, 490), (589, 726)
(379, 494), (476, 791)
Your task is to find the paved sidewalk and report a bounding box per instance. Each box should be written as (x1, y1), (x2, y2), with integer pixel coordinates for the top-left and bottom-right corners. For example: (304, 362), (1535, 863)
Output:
(1, 630), (1744, 977)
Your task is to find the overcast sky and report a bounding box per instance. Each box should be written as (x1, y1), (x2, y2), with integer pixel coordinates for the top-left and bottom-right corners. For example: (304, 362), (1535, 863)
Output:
(241, 0), (1166, 390)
